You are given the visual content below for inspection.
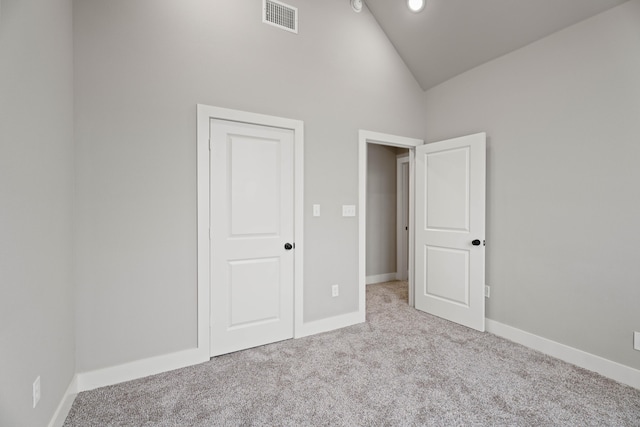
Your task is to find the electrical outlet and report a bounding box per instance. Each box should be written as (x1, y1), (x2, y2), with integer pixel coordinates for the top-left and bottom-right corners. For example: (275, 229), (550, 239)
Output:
(33, 376), (40, 408)
(484, 285), (490, 298)
(332, 284), (339, 297)
(634, 332), (640, 351)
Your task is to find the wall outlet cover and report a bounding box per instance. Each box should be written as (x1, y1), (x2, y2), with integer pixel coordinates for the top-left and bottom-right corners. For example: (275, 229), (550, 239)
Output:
(33, 376), (40, 408)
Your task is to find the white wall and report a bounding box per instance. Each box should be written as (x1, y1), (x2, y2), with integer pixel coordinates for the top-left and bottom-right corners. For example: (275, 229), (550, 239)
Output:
(366, 144), (398, 278)
(73, 0), (425, 372)
(424, 0), (640, 369)
(0, 0), (76, 424)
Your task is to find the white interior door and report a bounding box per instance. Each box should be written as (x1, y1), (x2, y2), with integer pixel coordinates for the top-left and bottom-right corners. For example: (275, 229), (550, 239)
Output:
(414, 133), (486, 331)
(210, 119), (294, 356)
(396, 157), (410, 281)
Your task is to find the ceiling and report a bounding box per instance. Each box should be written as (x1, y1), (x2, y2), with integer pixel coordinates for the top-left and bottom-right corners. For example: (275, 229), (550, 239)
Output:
(364, 0), (628, 90)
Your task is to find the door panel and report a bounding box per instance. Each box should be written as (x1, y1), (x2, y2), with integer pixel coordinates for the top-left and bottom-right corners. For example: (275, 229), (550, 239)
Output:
(210, 119), (294, 356)
(415, 133), (485, 331)
(425, 147), (469, 232)
(228, 258), (280, 328)
(425, 246), (469, 306)
(229, 136), (281, 236)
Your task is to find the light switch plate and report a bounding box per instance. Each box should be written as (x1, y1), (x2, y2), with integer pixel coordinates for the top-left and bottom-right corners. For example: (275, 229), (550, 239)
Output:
(342, 205), (356, 217)
(634, 332), (640, 351)
(33, 376), (40, 408)
(332, 284), (339, 297)
(313, 204), (320, 217)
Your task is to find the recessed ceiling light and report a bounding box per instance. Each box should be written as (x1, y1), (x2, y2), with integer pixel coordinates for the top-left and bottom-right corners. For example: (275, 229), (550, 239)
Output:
(351, 0), (363, 13)
(407, 0), (425, 13)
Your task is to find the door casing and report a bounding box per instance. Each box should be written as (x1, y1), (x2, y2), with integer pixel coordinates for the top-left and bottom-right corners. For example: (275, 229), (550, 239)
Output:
(197, 105), (304, 357)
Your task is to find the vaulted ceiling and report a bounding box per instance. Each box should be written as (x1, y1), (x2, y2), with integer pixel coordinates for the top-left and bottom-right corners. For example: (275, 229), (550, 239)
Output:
(364, 0), (628, 90)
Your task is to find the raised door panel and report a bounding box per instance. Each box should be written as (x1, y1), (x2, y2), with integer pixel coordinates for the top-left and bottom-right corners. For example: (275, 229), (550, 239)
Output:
(424, 246), (469, 306)
(425, 147), (470, 232)
(229, 136), (281, 237)
(228, 258), (281, 328)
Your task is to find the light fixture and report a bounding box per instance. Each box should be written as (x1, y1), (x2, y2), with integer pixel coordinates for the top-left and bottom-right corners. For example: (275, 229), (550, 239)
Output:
(351, 0), (363, 13)
(407, 0), (425, 13)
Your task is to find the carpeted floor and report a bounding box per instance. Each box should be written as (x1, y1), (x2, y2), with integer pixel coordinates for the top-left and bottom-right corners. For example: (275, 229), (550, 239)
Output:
(64, 281), (640, 426)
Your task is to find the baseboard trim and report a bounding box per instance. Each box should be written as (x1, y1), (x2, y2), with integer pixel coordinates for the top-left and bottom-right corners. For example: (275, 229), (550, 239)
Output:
(48, 375), (78, 427)
(296, 311), (364, 338)
(486, 319), (640, 390)
(366, 273), (398, 285)
(76, 348), (208, 393)
(74, 311), (365, 394)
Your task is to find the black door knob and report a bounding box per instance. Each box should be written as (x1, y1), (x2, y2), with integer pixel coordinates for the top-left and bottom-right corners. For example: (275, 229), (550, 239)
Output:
(471, 239), (481, 246)
(284, 243), (293, 250)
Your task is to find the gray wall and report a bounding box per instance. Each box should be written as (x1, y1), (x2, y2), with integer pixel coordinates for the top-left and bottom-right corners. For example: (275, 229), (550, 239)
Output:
(423, 0), (640, 369)
(0, 0), (76, 424)
(73, 0), (425, 372)
(4, 2), (634, 410)
(366, 144), (398, 277)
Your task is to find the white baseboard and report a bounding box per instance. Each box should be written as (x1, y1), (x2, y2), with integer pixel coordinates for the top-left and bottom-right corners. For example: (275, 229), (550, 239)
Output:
(73, 312), (364, 395)
(486, 319), (640, 390)
(76, 348), (208, 393)
(366, 272), (398, 285)
(295, 311), (364, 338)
(48, 375), (78, 427)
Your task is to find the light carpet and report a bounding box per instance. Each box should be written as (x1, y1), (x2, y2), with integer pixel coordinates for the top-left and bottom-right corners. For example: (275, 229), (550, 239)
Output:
(64, 281), (640, 426)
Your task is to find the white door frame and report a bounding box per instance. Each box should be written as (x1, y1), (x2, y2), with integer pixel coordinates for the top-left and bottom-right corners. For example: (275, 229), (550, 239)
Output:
(358, 130), (423, 316)
(396, 155), (410, 282)
(197, 104), (304, 357)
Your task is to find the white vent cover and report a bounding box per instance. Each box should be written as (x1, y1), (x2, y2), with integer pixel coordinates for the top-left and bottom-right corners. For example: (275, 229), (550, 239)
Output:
(263, 0), (298, 34)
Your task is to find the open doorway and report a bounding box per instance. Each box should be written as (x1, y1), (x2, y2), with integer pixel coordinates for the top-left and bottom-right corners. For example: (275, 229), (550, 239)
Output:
(365, 144), (408, 286)
(358, 130), (423, 319)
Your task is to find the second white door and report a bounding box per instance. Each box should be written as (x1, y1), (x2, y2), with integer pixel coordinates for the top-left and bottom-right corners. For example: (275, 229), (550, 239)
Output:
(210, 119), (295, 356)
(414, 133), (486, 331)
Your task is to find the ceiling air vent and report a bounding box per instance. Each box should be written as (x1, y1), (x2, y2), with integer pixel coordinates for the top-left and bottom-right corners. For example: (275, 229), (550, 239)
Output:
(263, 0), (298, 34)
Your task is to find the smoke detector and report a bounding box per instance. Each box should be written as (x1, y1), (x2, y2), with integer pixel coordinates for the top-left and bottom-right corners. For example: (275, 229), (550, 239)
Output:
(351, 0), (363, 13)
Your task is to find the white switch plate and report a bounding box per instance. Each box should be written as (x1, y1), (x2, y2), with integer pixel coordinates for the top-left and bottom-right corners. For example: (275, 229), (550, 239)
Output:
(484, 285), (490, 298)
(634, 332), (640, 351)
(342, 205), (356, 217)
(33, 376), (40, 408)
(313, 204), (320, 217)
(332, 284), (339, 297)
